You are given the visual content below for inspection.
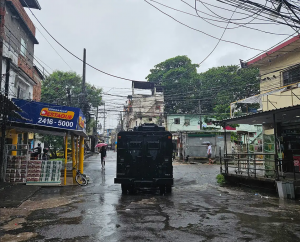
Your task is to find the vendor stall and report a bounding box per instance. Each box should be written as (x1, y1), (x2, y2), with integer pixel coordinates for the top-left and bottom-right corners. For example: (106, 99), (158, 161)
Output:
(4, 99), (87, 186)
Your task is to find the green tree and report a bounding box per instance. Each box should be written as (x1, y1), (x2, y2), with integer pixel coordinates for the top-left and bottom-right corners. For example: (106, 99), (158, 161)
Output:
(41, 71), (102, 149)
(146, 57), (259, 119)
(199, 65), (259, 119)
(41, 71), (102, 113)
(146, 56), (200, 114)
(42, 135), (64, 158)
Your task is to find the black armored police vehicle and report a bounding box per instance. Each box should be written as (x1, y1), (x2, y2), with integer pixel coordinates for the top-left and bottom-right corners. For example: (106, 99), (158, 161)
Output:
(114, 123), (173, 194)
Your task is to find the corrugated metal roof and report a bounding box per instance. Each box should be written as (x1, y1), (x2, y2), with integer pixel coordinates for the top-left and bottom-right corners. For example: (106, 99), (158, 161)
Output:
(246, 35), (300, 66)
(20, 0), (41, 10)
(0, 94), (28, 121)
(220, 104), (300, 125)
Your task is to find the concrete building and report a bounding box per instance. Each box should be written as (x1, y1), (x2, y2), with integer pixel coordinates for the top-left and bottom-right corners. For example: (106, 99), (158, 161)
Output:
(122, 81), (165, 130)
(166, 114), (262, 159)
(1, 0), (42, 101)
(32, 65), (44, 101)
(220, 35), (300, 195)
(234, 35), (300, 115)
(0, 0), (42, 153)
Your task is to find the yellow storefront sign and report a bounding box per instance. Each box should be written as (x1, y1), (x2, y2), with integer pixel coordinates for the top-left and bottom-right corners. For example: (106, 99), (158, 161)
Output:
(79, 116), (85, 128)
(40, 108), (74, 120)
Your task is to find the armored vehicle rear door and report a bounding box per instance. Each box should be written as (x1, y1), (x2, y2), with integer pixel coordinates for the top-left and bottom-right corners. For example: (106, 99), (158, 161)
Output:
(126, 132), (163, 179)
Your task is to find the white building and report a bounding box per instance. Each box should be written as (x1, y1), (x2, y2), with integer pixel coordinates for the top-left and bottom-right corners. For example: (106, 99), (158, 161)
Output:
(122, 81), (165, 130)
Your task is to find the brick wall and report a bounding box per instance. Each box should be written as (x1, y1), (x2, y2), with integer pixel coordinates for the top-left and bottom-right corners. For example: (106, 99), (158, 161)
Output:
(5, 5), (35, 65)
(32, 79), (41, 101)
(0, 5), (5, 35)
(32, 69), (41, 101)
(18, 54), (33, 78)
(7, 0), (36, 36)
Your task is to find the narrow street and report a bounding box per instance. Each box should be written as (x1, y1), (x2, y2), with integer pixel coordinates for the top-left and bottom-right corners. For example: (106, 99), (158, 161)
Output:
(1, 151), (300, 242)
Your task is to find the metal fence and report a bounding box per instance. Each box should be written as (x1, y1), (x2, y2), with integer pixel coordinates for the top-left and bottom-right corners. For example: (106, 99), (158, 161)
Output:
(220, 153), (300, 180)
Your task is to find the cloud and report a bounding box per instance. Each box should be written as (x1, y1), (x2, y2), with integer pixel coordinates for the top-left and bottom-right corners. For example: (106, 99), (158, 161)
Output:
(27, 0), (296, 128)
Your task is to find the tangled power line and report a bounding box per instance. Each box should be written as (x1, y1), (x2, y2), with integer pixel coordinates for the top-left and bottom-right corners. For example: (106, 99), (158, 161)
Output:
(17, 0), (300, 120)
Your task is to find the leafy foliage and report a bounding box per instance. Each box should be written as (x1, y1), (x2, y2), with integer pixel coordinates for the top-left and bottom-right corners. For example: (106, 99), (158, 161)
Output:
(41, 71), (102, 113)
(146, 56), (200, 114)
(216, 174), (226, 186)
(41, 71), (102, 148)
(42, 135), (64, 158)
(146, 56), (259, 118)
(231, 132), (239, 142)
(199, 65), (259, 119)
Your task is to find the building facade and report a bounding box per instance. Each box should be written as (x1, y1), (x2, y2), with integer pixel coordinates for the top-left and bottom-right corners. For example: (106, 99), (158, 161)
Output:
(224, 35), (300, 182)
(167, 114), (262, 142)
(1, 0), (42, 101)
(166, 114), (262, 159)
(32, 65), (43, 101)
(0, 0), (42, 157)
(235, 35), (300, 114)
(122, 81), (165, 130)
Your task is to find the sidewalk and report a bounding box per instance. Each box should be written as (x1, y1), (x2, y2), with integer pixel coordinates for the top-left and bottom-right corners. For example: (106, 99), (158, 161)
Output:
(0, 153), (97, 208)
(0, 183), (40, 208)
(174, 157), (220, 164)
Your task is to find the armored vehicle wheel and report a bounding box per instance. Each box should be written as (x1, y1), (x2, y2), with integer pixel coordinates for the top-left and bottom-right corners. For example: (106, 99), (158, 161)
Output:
(166, 185), (172, 193)
(128, 188), (136, 194)
(159, 186), (165, 194)
(121, 184), (128, 194)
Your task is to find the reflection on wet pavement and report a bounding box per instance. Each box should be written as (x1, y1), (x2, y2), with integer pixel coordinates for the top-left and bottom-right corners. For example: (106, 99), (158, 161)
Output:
(1, 151), (300, 241)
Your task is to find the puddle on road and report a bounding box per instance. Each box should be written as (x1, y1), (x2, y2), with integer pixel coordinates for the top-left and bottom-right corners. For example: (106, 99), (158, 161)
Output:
(0, 232), (38, 242)
(20, 197), (74, 212)
(1, 218), (26, 231)
(131, 198), (157, 205)
(0, 196), (76, 242)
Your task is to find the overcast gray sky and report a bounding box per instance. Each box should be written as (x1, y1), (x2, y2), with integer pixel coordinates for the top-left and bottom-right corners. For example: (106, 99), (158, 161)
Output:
(27, 0), (295, 129)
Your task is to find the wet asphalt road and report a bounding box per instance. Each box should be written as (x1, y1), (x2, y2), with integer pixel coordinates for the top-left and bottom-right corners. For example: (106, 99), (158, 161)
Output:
(2, 151), (300, 242)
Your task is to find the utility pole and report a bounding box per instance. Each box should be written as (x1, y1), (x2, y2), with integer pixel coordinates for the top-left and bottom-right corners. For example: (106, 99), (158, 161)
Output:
(103, 102), (106, 135)
(199, 100), (202, 130)
(120, 111), (123, 131)
(95, 106), (99, 132)
(67, 88), (71, 106)
(82, 48), (86, 95)
(79, 48), (87, 114)
(91, 106), (99, 152)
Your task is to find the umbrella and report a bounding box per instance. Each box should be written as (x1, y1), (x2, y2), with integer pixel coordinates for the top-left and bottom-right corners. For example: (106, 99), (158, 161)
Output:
(202, 141), (211, 145)
(95, 143), (108, 148)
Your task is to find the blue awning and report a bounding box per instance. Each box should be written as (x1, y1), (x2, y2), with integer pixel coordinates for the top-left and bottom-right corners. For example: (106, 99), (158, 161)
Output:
(9, 99), (87, 137)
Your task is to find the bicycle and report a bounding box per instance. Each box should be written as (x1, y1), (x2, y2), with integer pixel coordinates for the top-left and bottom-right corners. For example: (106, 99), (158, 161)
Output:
(73, 165), (88, 186)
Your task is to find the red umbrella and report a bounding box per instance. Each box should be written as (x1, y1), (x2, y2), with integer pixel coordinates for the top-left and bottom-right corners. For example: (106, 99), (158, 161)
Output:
(95, 143), (107, 148)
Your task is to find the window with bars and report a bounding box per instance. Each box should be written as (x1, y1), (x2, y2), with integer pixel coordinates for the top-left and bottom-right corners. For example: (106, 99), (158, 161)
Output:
(282, 65), (300, 86)
(184, 119), (190, 125)
(174, 118), (180, 124)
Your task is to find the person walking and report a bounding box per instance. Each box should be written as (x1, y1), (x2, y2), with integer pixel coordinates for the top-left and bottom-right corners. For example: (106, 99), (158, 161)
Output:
(100, 146), (107, 169)
(207, 143), (213, 164)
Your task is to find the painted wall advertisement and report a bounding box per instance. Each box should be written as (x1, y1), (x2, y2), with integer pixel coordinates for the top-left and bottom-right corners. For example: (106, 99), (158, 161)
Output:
(11, 99), (86, 134)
